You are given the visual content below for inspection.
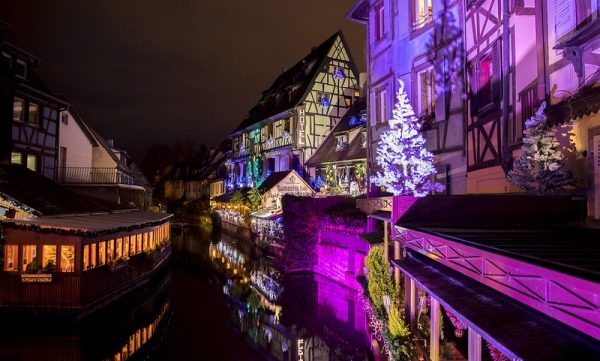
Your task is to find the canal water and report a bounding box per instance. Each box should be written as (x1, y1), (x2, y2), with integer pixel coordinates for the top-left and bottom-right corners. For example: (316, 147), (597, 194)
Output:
(0, 224), (369, 361)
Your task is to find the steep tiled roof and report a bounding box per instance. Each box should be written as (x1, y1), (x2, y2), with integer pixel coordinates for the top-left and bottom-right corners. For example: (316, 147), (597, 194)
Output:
(232, 32), (341, 134)
(305, 98), (366, 166)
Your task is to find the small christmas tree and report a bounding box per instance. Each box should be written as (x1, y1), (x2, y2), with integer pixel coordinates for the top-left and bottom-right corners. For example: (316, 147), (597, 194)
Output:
(371, 79), (444, 197)
(507, 101), (573, 192)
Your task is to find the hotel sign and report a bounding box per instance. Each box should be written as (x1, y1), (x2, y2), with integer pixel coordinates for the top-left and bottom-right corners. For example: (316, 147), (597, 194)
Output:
(297, 338), (304, 361)
(297, 107), (305, 146)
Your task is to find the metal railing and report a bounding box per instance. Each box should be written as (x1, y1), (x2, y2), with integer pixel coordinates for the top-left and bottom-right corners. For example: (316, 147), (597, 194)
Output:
(57, 167), (138, 185)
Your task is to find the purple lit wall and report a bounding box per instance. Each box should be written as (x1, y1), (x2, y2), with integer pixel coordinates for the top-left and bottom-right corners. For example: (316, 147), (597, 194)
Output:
(315, 229), (369, 290)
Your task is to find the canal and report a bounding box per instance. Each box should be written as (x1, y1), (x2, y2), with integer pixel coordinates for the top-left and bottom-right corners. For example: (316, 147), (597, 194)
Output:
(0, 224), (370, 361)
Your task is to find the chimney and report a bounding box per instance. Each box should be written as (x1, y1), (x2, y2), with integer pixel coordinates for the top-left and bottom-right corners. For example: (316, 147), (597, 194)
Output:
(107, 139), (114, 147)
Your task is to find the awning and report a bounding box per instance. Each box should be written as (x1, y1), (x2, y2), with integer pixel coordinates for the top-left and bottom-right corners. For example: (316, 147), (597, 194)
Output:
(358, 231), (384, 245)
(393, 253), (600, 361)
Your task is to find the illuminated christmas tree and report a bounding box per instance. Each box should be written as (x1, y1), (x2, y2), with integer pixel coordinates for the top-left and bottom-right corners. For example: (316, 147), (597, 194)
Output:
(507, 101), (573, 192)
(371, 79), (443, 197)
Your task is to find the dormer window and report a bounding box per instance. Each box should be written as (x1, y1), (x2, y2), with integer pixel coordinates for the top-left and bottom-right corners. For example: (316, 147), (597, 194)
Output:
(335, 133), (348, 151)
(15, 59), (27, 79)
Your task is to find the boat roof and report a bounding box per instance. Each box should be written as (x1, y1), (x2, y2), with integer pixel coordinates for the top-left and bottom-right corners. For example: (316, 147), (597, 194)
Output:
(2, 211), (172, 235)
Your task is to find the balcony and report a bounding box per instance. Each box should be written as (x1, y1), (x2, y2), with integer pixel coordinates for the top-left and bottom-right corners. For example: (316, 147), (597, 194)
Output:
(57, 167), (139, 186)
(263, 133), (293, 151)
(356, 196), (392, 214)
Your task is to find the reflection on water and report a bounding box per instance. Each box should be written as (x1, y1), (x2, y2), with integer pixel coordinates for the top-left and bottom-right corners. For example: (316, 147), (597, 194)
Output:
(0, 223), (368, 361)
(177, 224), (370, 361)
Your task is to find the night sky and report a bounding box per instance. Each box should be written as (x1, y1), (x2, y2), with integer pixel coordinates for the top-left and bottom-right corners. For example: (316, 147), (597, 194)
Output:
(0, 1), (365, 161)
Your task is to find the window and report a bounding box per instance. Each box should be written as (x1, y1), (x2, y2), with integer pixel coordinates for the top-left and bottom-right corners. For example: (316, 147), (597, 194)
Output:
(376, 88), (387, 123)
(13, 97), (24, 122)
(42, 245), (57, 272)
(123, 236), (130, 257)
(108, 240), (115, 262)
(478, 54), (493, 107)
(344, 96), (353, 107)
(362, 130), (367, 148)
(284, 118), (291, 134)
(90, 243), (97, 268)
(375, 2), (385, 40)
(61, 113), (69, 125)
(418, 67), (435, 115)
(60, 245), (75, 272)
(4, 245), (18, 271)
(22, 245), (37, 272)
(28, 103), (39, 125)
(15, 59), (27, 78)
(336, 133), (349, 150)
(116, 238), (123, 258)
(83, 245), (89, 270)
(414, 0), (433, 29)
(11, 152), (22, 165)
(138, 234), (143, 253)
(26, 154), (37, 172)
(99, 241), (106, 266)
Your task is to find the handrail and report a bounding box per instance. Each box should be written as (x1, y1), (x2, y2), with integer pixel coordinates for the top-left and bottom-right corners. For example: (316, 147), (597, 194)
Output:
(57, 167), (139, 186)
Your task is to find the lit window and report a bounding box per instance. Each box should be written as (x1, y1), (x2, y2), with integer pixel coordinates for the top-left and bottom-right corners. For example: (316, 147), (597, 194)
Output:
(42, 245), (57, 272)
(26, 154), (37, 172)
(344, 96), (353, 107)
(11, 152), (22, 165)
(138, 234), (143, 253)
(375, 2), (385, 40)
(123, 236), (130, 257)
(28, 103), (39, 125)
(99, 241), (106, 266)
(4, 245), (18, 271)
(90, 243), (97, 268)
(108, 240), (115, 262)
(336, 134), (349, 151)
(83, 245), (89, 270)
(414, 0), (433, 29)
(13, 97), (24, 122)
(478, 54), (493, 107)
(116, 238), (123, 258)
(60, 245), (75, 272)
(376, 88), (387, 123)
(22, 245), (37, 272)
(418, 67), (435, 115)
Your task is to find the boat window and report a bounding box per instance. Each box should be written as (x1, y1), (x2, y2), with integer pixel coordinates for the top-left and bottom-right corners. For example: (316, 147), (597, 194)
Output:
(60, 245), (75, 272)
(108, 240), (115, 262)
(42, 245), (57, 272)
(90, 243), (97, 268)
(83, 245), (89, 270)
(123, 236), (130, 258)
(22, 245), (37, 272)
(4, 245), (18, 271)
(98, 241), (106, 266)
(116, 238), (123, 258)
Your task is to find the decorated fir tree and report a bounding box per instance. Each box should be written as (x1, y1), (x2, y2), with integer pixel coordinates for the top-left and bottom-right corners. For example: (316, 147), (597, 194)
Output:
(371, 79), (443, 197)
(507, 101), (573, 193)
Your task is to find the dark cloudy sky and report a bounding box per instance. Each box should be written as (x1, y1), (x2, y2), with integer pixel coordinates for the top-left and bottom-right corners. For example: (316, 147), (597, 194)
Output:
(0, 1), (365, 161)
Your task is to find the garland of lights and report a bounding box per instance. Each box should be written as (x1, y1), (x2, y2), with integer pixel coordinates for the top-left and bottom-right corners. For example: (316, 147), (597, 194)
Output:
(2, 217), (172, 237)
(487, 342), (510, 361)
(443, 306), (467, 338)
(250, 268), (283, 302)
(0, 194), (39, 216)
(361, 295), (389, 356)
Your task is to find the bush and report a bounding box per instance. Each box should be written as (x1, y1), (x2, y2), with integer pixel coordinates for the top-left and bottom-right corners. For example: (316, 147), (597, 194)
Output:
(365, 247), (395, 311)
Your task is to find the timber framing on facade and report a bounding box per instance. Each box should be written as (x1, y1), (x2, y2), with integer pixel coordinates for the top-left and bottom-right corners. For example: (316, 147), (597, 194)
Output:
(226, 31), (360, 190)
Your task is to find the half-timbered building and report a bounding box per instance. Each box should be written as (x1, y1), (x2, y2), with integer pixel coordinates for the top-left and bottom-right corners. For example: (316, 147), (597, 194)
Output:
(227, 31), (360, 189)
(348, 0), (468, 196)
(0, 24), (67, 181)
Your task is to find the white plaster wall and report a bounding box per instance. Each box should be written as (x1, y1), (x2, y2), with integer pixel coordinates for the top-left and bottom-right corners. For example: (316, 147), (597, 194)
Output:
(58, 110), (93, 168)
